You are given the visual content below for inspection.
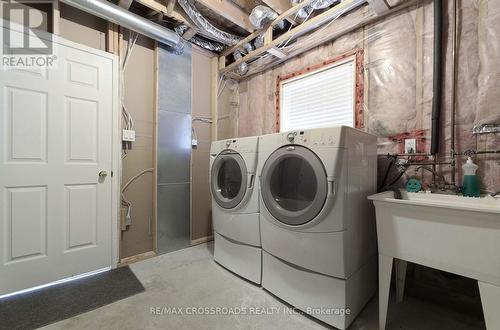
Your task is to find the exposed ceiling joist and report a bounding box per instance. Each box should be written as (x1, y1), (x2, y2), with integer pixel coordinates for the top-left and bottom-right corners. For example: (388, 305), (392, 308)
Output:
(182, 27), (197, 40)
(118, 0), (134, 9)
(134, 0), (195, 27)
(367, 0), (390, 15)
(262, 0), (291, 14)
(195, 0), (254, 33)
(166, 0), (176, 15)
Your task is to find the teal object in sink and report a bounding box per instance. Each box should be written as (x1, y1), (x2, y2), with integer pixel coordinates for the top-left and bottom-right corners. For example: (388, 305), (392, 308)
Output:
(406, 178), (422, 192)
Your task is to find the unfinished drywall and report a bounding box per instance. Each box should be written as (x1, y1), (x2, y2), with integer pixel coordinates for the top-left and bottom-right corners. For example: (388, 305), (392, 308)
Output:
(191, 47), (215, 241)
(59, 3), (107, 51)
(223, 0), (500, 192)
(120, 33), (155, 259)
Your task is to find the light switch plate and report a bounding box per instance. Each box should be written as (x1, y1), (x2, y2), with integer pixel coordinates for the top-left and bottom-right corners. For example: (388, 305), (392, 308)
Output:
(405, 138), (416, 154)
(122, 129), (136, 142)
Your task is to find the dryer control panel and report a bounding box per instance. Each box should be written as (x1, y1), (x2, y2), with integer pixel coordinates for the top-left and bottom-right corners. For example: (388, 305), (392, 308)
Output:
(281, 127), (343, 147)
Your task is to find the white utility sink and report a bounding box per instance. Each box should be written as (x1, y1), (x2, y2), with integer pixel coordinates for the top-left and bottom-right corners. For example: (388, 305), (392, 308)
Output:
(369, 190), (500, 330)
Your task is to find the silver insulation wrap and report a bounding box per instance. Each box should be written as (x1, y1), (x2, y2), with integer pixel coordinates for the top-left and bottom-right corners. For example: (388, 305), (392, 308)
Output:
(290, 0), (341, 21)
(250, 5), (284, 30)
(177, 0), (242, 46)
(175, 25), (225, 52)
(310, 0), (341, 10)
(233, 51), (249, 75)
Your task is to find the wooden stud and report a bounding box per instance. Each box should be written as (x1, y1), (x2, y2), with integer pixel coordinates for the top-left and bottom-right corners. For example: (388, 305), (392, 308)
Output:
(152, 41), (159, 253)
(166, 0), (176, 15)
(196, 0), (254, 33)
(211, 57), (219, 141)
(134, 0), (197, 29)
(262, 0), (292, 14)
(52, 0), (60, 35)
(118, 251), (157, 267)
(221, 29), (266, 57)
(264, 26), (273, 46)
(218, 56), (226, 70)
(182, 28), (197, 41)
(367, 0), (390, 15)
(191, 235), (214, 246)
(118, 0), (134, 10)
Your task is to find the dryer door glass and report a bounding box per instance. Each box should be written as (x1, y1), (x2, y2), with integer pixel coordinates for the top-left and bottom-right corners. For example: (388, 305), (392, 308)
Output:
(211, 151), (248, 209)
(261, 145), (328, 226)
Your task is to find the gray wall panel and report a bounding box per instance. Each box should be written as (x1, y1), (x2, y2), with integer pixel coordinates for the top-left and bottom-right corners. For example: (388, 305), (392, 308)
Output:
(157, 184), (191, 254)
(157, 44), (192, 254)
(157, 111), (191, 184)
(158, 44), (192, 114)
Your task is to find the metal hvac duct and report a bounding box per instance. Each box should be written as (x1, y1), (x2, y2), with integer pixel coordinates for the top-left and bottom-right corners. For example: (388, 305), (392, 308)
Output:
(60, 0), (184, 52)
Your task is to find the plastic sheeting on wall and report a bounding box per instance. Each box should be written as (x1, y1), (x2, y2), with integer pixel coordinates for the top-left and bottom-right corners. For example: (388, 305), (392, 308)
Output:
(225, 0), (500, 192)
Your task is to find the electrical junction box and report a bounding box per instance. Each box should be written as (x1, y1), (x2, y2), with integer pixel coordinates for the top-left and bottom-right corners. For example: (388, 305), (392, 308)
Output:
(122, 129), (136, 142)
(405, 138), (416, 154)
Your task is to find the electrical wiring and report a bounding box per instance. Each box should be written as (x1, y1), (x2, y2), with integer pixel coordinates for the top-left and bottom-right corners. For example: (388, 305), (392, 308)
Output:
(121, 30), (139, 131)
(119, 29), (153, 227)
(280, 3), (355, 53)
(191, 117), (213, 142)
(121, 168), (154, 226)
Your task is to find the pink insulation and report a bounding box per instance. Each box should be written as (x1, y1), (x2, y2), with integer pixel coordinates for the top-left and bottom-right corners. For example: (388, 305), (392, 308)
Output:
(222, 0), (500, 192)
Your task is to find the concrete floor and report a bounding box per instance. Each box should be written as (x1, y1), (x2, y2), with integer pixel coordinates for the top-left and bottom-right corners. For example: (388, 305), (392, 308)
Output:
(42, 243), (485, 330)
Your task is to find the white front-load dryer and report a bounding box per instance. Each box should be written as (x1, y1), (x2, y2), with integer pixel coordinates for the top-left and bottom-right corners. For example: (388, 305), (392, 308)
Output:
(258, 126), (378, 329)
(210, 136), (261, 284)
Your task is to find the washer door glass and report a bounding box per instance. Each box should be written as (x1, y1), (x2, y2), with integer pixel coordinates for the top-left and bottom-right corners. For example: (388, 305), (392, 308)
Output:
(211, 151), (247, 209)
(261, 145), (327, 225)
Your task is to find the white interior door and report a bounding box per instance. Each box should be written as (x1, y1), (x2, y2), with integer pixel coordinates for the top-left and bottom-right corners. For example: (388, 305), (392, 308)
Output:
(0, 26), (117, 295)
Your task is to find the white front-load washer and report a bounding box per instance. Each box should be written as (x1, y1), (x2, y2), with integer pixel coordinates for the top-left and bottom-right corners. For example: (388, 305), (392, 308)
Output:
(210, 136), (261, 284)
(258, 126), (377, 329)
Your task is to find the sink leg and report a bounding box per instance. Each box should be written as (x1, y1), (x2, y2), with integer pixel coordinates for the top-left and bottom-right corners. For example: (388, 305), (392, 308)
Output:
(379, 254), (393, 330)
(395, 259), (407, 303)
(478, 281), (500, 330)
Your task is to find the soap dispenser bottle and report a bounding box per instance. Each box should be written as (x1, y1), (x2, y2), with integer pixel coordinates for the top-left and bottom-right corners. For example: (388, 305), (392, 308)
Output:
(462, 157), (480, 197)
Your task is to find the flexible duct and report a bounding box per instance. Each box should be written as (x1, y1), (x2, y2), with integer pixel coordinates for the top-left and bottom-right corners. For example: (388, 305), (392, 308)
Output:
(233, 50), (248, 75)
(175, 24), (225, 52)
(60, 0), (184, 53)
(250, 5), (285, 30)
(291, 0), (341, 22)
(177, 0), (241, 46)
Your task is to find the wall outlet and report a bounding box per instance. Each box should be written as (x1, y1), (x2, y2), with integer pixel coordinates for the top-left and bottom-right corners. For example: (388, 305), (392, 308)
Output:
(191, 139), (198, 148)
(122, 129), (136, 142)
(405, 138), (417, 154)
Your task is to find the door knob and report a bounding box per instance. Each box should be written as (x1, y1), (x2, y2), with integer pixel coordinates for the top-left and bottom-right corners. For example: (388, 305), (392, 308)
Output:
(99, 170), (108, 178)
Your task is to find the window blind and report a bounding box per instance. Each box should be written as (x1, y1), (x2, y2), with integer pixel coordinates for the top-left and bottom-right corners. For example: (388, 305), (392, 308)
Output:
(280, 60), (356, 132)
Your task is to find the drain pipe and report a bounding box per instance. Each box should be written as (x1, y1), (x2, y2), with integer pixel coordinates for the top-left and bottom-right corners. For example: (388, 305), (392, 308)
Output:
(430, 0), (443, 155)
(60, 0), (183, 52)
(450, 0), (458, 186)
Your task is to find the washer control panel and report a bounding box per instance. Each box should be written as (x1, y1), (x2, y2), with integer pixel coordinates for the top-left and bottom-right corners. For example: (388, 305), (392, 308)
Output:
(281, 129), (339, 147)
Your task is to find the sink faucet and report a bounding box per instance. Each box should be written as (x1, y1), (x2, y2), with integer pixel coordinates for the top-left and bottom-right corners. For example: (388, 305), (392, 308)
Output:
(415, 165), (452, 191)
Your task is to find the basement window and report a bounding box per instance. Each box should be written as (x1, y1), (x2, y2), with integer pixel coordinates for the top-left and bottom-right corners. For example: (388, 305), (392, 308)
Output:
(278, 53), (363, 132)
